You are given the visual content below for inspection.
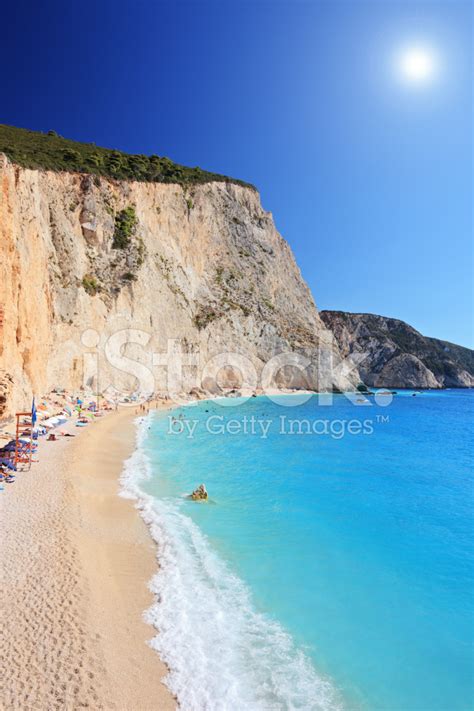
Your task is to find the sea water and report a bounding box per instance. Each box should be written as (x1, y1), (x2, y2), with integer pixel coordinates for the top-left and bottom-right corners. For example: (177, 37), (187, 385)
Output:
(121, 391), (474, 710)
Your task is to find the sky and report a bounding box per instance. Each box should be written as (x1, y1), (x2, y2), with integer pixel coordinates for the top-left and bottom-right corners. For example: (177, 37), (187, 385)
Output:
(2, 0), (472, 347)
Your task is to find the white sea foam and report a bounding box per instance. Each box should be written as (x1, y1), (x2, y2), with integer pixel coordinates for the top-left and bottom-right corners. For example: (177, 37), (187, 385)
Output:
(120, 414), (342, 711)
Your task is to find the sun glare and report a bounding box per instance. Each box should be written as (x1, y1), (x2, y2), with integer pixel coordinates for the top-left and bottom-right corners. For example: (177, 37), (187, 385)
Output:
(397, 46), (437, 84)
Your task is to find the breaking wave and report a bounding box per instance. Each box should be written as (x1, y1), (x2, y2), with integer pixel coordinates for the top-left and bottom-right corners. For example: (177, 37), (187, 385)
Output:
(120, 414), (342, 711)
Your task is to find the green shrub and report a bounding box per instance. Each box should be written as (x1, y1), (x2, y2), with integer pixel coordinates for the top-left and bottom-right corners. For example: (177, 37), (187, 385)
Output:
(262, 298), (275, 311)
(193, 306), (219, 330)
(87, 152), (103, 167)
(63, 148), (80, 163)
(82, 275), (99, 295)
(107, 150), (124, 173)
(215, 266), (224, 285)
(137, 238), (146, 266)
(112, 206), (137, 249)
(0, 124), (256, 190)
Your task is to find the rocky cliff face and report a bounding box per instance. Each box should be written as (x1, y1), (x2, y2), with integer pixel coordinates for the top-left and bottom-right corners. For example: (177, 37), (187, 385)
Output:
(320, 311), (474, 389)
(0, 155), (355, 418)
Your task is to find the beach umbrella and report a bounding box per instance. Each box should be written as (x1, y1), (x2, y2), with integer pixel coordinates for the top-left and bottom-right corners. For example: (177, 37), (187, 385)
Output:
(0, 459), (16, 470)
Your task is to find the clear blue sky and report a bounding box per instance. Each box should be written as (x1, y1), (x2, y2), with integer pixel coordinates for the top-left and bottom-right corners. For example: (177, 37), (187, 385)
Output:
(2, 0), (472, 346)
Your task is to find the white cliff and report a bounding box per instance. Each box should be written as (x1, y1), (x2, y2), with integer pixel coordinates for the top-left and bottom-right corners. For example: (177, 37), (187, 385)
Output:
(0, 155), (355, 417)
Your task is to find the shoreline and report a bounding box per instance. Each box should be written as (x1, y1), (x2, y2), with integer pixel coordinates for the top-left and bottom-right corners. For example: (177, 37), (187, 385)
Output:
(0, 390), (332, 710)
(0, 407), (175, 711)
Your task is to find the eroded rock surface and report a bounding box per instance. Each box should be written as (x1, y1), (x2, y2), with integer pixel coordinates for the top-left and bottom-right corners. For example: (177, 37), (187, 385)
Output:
(320, 310), (474, 389)
(0, 155), (355, 417)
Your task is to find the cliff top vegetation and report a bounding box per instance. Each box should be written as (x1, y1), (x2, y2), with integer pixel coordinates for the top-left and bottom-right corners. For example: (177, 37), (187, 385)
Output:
(0, 124), (255, 190)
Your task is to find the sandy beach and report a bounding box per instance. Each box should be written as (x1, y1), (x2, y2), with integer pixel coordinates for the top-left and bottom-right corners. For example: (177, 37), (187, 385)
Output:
(0, 407), (176, 711)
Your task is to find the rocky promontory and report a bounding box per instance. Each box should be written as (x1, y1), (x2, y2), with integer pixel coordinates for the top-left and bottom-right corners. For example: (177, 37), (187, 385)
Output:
(320, 310), (474, 389)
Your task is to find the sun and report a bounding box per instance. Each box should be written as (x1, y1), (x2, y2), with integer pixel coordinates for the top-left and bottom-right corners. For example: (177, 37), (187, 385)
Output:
(397, 46), (437, 84)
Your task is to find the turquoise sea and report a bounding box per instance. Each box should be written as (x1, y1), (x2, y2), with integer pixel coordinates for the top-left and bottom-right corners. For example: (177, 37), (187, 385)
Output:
(121, 390), (474, 710)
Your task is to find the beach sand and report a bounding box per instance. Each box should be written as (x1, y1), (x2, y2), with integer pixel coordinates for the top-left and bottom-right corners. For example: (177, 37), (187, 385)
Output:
(0, 407), (175, 711)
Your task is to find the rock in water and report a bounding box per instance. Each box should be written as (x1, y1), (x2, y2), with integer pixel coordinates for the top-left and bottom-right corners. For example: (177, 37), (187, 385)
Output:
(191, 484), (208, 501)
